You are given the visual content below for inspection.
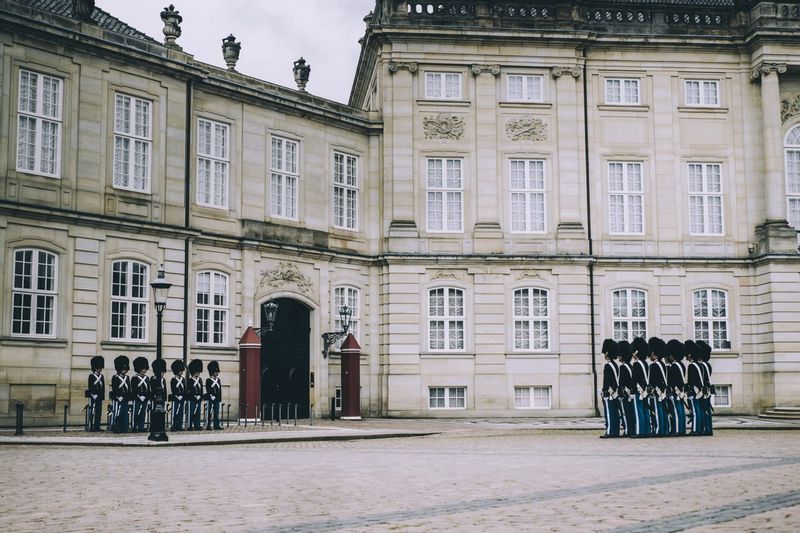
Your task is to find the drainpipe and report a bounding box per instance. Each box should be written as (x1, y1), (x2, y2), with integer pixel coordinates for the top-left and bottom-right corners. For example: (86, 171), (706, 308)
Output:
(183, 77), (193, 363)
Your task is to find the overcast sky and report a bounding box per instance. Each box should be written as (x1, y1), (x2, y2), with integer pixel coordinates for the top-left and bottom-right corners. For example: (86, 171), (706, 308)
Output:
(98, 0), (376, 104)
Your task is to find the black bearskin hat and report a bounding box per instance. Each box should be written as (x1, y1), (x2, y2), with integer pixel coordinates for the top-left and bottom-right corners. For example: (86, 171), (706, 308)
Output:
(133, 356), (149, 373)
(171, 359), (186, 374)
(696, 340), (712, 362)
(601, 338), (618, 357)
(617, 340), (632, 364)
(648, 337), (666, 359)
(684, 340), (699, 360)
(631, 337), (650, 358)
(152, 358), (167, 374)
(207, 360), (220, 374)
(90, 356), (105, 371)
(114, 355), (130, 372)
(188, 359), (203, 375)
(666, 339), (685, 361)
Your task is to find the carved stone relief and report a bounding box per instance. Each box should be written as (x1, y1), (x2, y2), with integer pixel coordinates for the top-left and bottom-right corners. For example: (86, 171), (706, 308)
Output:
(423, 113), (465, 140)
(781, 95), (800, 123)
(258, 261), (313, 294)
(506, 117), (548, 142)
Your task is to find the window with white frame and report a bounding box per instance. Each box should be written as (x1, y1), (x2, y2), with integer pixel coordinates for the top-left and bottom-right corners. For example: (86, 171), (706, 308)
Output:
(333, 152), (358, 230)
(513, 288), (550, 350)
(605, 78), (640, 105)
(428, 287), (465, 351)
(110, 260), (148, 341)
(196, 271), (228, 345)
(685, 80), (719, 107)
(785, 126), (800, 238)
(196, 119), (229, 208)
(427, 158), (463, 232)
(270, 136), (299, 219)
(507, 74), (543, 102)
(428, 386), (466, 409)
(17, 69), (62, 177)
(693, 289), (730, 350)
(12, 249), (57, 337)
(688, 163), (723, 235)
(714, 384), (731, 407)
(608, 162), (644, 234)
(113, 93), (152, 192)
(334, 285), (360, 349)
(514, 386), (551, 409)
(510, 159), (546, 233)
(612, 288), (647, 342)
(424, 72), (462, 100)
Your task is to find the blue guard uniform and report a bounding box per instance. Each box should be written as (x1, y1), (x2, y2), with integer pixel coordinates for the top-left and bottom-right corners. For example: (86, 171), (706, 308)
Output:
(205, 360), (223, 430)
(600, 339), (620, 438)
(110, 355), (131, 433)
(647, 337), (669, 436)
(666, 339), (687, 436)
(617, 341), (636, 437)
(187, 359), (204, 430)
(685, 340), (706, 436)
(631, 337), (651, 437)
(170, 359), (187, 431)
(697, 340), (714, 436)
(86, 356), (105, 431)
(131, 356), (150, 432)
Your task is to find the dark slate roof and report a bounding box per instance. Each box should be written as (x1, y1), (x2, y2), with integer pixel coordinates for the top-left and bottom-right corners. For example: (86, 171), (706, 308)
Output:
(14, 0), (159, 43)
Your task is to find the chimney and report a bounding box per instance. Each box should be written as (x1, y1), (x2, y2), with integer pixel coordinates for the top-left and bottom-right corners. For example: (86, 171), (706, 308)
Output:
(72, 0), (95, 22)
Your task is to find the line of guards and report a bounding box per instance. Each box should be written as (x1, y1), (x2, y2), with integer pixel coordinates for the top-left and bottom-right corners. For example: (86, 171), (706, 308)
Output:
(600, 337), (715, 438)
(85, 355), (223, 433)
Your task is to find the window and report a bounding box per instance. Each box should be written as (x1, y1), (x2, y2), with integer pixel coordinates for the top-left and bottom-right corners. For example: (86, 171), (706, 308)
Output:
(334, 387), (342, 410)
(334, 286), (360, 349)
(428, 387), (466, 409)
(714, 384), (731, 408)
(510, 160), (546, 233)
(333, 152), (358, 230)
(514, 386), (552, 409)
(685, 80), (719, 106)
(196, 271), (228, 345)
(605, 78), (640, 105)
(693, 289), (730, 350)
(110, 260), (148, 341)
(428, 287), (465, 351)
(513, 288), (549, 350)
(425, 72), (462, 100)
(507, 74), (543, 102)
(113, 93), (152, 192)
(197, 119), (229, 208)
(12, 249), (57, 336)
(612, 289), (647, 342)
(688, 163), (723, 235)
(427, 158), (463, 232)
(785, 126), (800, 239)
(608, 162), (644, 234)
(17, 69), (62, 177)
(270, 136), (299, 219)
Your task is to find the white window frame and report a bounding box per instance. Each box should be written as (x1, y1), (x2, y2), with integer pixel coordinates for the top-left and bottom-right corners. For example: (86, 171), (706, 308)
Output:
(507, 74), (544, 102)
(334, 285), (360, 349)
(688, 163), (724, 235)
(692, 288), (730, 351)
(510, 159), (546, 233)
(514, 386), (552, 409)
(110, 260), (149, 342)
(428, 287), (465, 352)
(424, 72), (462, 100)
(16, 69), (63, 178)
(428, 386), (466, 409)
(113, 93), (152, 193)
(714, 384), (731, 408)
(196, 118), (229, 209)
(195, 271), (229, 346)
(333, 151), (359, 230)
(685, 80), (720, 107)
(426, 158), (463, 233)
(785, 126), (800, 239)
(605, 78), (640, 105)
(608, 162), (644, 234)
(512, 288), (550, 351)
(612, 288), (648, 342)
(11, 249), (57, 337)
(270, 136), (299, 220)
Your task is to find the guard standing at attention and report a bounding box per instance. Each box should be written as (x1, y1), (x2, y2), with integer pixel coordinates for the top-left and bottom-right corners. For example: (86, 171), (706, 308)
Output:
(697, 340), (715, 436)
(187, 359), (204, 430)
(685, 340), (706, 436)
(205, 360), (223, 430)
(600, 339), (620, 438)
(617, 341), (635, 437)
(131, 356), (150, 432)
(86, 356), (105, 431)
(110, 355), (131, 433)
(666, 339), (687, 436)
(170, 359), (187, 431)
(631, 337), (651, 437)
(647, 337), (669, 436)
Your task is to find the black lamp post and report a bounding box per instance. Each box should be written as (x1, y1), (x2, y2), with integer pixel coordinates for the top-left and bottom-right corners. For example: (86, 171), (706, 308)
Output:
(254, 300), (279, 340)
(148, 265), (172, 442)
(321, 305), (352, 358)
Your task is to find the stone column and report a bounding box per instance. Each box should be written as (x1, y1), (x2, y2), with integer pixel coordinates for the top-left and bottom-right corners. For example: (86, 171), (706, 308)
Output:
(472, 64), (503, 253)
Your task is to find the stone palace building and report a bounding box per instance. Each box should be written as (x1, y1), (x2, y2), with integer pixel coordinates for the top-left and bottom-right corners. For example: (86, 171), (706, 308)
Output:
(1, 0), (799, 425)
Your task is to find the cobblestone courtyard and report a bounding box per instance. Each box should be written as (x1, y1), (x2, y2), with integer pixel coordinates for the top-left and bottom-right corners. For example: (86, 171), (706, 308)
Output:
(2, 429), (799, 532)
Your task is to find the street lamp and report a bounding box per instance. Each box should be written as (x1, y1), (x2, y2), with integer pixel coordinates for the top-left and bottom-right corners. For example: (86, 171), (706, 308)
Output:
(321, 305), (352, 358)
(253, 300), (279, 340)
(148, 265), (172, 442)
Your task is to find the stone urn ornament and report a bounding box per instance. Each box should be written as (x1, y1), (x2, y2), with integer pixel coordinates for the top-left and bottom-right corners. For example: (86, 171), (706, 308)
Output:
(293, 57), (311, 92)
(160, 4), (183, 49)
(222, 34), (241, 71)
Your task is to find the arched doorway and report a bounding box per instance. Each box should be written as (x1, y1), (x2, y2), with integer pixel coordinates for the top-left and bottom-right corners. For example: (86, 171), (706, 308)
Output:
(260, 298), (311, 419)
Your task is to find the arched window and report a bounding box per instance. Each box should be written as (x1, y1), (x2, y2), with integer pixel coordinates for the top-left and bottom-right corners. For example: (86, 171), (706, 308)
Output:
(428, 287), (464, 351)
(512, 287), (549, 350)
(110, 260), (148, 341)
(196, 271), (228, 345)
(334, 285), (360, 347)
(612, 288), (647, 342)
(785, 126), (800, 234)
(12, 248), (57, 336)
(692, 288), (730, 350)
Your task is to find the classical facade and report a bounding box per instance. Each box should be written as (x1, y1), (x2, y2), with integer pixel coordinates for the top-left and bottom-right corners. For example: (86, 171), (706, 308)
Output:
(1, 0), (799, 425)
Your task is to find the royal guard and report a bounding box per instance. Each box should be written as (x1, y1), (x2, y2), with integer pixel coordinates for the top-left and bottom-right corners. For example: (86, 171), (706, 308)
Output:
(647, 337), (669, 436)
(85, 356), (105, 431)
(697, 340), (715, 436)
(666, 339), (687, 436)
(685, 340), (706, 436)
(170, 359), (187, 431)
(187, 359), (204, 430)
(600, 339), (620, 438)
(205, 360), (222, 430)
(617, 341), (635, 437)
(110, 355), (131, 433)
(631, 337), (651, 437)
(131, 356), (150, 432)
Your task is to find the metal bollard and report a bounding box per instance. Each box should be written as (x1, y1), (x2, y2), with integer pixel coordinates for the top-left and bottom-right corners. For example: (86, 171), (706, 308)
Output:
(271, 403), (275, 427)
(310, 404), (314, 426)
(278, 404), (282, 426)
(331, 397), (336, 421)
(64, 404), (69, 432)
(244, 404), (248, 427)
(15, 401), (24, 435)
(237, 404), (241, 426)
(294, 403), (298, 426)
(226, 404), (230, 428)
(84, 403), (89, 432)
(285, 403), (290, 425)
(203, 403), (207, 428)
(262, 404), (266, 427)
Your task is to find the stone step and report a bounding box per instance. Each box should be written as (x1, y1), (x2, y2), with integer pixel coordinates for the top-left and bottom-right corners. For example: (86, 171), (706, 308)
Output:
(759, 408), (800, 420)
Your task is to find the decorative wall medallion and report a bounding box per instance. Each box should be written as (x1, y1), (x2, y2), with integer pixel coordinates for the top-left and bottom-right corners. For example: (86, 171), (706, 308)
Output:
(423, 113), (465, 140)
(506, 117), (547, 142)
(518, 271), (543, 281)
(259, 261), (313, 294)
(551, 65), (582, 79)
(781, 95), (800, 123)
(431, 270), (464, 281)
